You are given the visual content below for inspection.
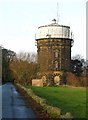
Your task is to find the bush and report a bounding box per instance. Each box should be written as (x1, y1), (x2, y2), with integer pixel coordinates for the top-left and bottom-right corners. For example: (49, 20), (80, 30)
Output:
(66, 72), (86, 87)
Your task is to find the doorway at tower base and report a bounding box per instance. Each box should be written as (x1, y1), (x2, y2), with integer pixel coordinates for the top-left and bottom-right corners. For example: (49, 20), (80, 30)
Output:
(54, 76), (60, 86)
(53, 71), (63, 86)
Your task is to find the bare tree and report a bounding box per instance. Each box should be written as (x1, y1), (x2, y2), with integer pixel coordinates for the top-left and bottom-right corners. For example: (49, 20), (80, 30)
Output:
(10, 52), (38, 85)
(16, 52), (37, 63)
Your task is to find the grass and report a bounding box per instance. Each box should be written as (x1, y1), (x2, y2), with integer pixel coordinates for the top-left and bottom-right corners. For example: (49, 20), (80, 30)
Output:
(25, 85), (86, 118)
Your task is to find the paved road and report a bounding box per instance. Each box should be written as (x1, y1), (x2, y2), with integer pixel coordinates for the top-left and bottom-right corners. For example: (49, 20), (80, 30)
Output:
(2, 83), (36, 119)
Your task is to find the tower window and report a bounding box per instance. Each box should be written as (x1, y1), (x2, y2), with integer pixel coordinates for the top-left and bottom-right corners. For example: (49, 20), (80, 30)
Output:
(55, 51), (58, 57)
(55, 50), (58, 58)
(55, 61), (58, 69)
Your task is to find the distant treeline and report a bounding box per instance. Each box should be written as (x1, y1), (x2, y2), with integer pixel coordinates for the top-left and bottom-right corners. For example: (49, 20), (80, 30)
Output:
(1, 47), (38, 85)
(1, 46), (87, 86)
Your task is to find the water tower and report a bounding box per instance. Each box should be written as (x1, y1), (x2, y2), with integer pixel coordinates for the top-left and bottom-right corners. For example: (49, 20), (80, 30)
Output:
(36, 19), (74, 85)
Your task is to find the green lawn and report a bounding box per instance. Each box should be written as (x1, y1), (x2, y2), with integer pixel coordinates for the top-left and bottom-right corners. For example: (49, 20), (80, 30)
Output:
(26, 86), (86, 118)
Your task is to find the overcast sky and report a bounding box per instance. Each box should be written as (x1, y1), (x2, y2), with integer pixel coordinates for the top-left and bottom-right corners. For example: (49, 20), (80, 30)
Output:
(0, 0), (86, 59)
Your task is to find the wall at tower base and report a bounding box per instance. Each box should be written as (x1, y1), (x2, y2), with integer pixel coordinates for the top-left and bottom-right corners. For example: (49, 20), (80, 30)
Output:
(32, 79), (43, 86)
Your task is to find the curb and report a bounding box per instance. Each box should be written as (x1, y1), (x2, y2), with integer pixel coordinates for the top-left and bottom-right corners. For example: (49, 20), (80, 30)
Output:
(16, 84), (73, 119)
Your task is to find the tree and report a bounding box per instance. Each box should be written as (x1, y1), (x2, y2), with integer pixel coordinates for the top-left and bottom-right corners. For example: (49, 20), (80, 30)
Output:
(71, 55), (84, 76)
(2, 48), (16, 83)
(10, 52), (38, 85)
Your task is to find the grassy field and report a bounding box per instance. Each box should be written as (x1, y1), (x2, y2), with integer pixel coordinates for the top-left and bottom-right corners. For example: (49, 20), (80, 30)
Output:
(26, 86), (86, 118)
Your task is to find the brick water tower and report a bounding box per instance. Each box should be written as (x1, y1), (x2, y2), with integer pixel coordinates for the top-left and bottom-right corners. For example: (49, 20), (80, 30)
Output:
(36, 19), (74, 85)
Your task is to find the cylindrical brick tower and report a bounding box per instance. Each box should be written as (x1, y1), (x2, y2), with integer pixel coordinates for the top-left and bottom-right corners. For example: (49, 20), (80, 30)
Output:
(36, 19), (74, 85)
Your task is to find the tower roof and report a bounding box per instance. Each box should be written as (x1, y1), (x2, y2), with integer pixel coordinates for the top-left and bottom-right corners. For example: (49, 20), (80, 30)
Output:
(38, 19), (70, 29)
(37, 20), (71, 39)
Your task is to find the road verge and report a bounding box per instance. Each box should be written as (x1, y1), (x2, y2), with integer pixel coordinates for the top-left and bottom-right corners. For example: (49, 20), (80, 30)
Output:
(15, 83), (73, 119)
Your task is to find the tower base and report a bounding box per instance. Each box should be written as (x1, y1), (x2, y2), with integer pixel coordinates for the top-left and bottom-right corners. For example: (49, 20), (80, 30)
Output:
(37, 71), (63, 86)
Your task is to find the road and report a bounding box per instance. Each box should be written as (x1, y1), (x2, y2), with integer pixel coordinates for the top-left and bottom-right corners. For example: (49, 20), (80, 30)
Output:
(2, 83), (36, 119)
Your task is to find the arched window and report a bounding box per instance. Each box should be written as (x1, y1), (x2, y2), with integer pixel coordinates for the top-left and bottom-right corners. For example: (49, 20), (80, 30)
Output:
(55, 61), (58, 69)
(55, 50), (58, 58)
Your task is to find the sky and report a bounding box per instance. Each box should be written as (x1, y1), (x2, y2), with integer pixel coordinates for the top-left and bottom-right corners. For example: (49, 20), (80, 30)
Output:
(0, 0), (86, 59)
